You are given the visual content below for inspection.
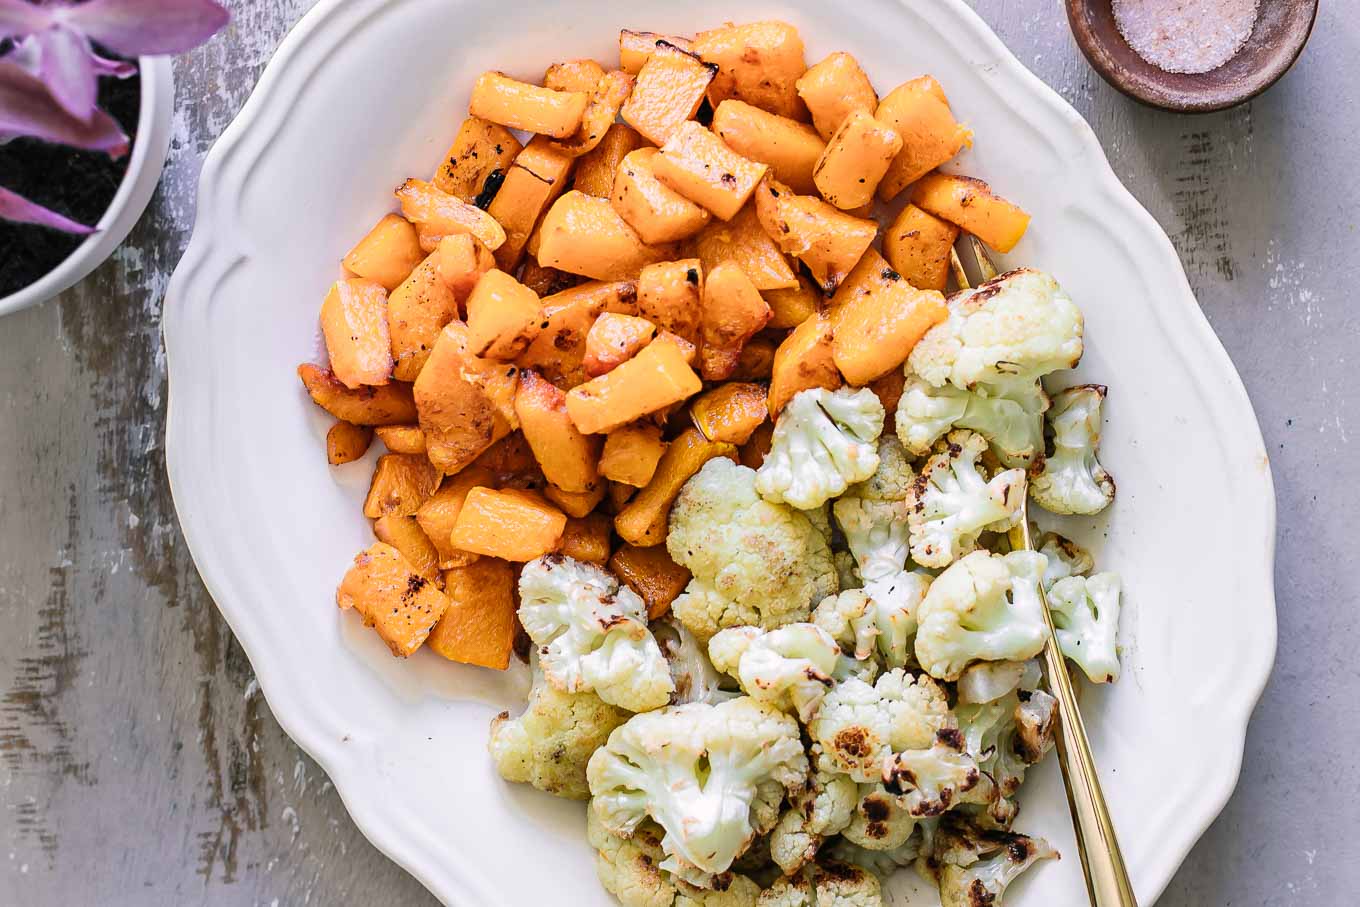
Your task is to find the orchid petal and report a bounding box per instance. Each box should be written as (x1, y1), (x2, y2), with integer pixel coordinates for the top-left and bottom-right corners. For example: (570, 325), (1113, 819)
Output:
(59, 0), (229, 56)
(0, 185), (97, 234)
(0, 0), (52, 40)
(0, 59), (128, 155)
(90, 50), (137, 79)
(34, 25), (98, 121)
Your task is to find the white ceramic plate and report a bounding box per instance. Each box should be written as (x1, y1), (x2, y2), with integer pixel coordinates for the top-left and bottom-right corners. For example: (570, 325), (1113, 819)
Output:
(163, 1), (1277, 904)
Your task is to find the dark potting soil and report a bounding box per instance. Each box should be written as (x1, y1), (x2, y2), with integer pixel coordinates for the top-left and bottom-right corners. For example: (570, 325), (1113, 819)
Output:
(0, 64), (141, 298)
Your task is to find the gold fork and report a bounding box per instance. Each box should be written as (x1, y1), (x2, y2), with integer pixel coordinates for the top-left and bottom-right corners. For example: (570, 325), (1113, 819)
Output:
(955, 236), (1139, 907)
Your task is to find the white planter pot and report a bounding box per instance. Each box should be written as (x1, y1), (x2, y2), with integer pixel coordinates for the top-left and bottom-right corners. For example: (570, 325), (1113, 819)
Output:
(0, 56), (175, 318)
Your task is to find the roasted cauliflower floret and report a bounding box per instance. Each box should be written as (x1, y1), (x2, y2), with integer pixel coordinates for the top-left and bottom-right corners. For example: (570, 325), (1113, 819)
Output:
(756, 859), (884, 907)
(914, 551), (1050, 681)
(907, 268), (1084, 401)
(1037, 531), (1094, 589)
(831, 437), (913, 582)
(807, 669), (953, 783)
(709, 624), (842, 722)
(588, 698), (810, 879)
(882, 729), (984, 818)
(895, 374), (1046, 469)
(668, 459), (839, 642)
(1030, 385), (1115, 515)
(841, 783), (921, 851)
(1048, 573), (1123, 683)
(489, 666), (630, 800)
(906, 431), (1026, 568)
(825, 833), (925, 877)
(955, 659), (1042, 706)
(812, 574), (931, 672)
(655, 618), (741, 706)
(519, 555), (674, 712)
(769, 770), (859, 875)
(934, 832), (1058, 907)
(756, 388), (885, 510)
(956, 689), (1057, 801)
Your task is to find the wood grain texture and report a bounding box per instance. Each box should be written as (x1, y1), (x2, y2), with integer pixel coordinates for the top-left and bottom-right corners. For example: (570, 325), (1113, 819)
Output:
(1, 1), (1355, 904)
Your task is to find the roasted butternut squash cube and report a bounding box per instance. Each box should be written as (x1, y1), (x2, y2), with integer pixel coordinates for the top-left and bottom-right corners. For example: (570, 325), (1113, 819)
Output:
(372, 514), (441, 580)
(637, 260), (704, 342)
(599, 422), (667, 487)
(543, 59), (607, 93)
(517, 279), (640, 388)
(619, 29), (695, 74)
(620, 42), (717, 147)
(363, 453), (441, 519)
(543, 482), (607, 518)
(432, 116), (523, 203)
(813, 110), (903, 210)
(827, 246), (895, 308)
(583, 312), (657, 377)
(731, 335), (777, 381)
(396, 179), (507, 253)
(435, 234), (497, 302)
(469, 71), (590, 139)
(337, 543), (449, 657)
(486, 136), (576, 272)
(689, 382), (769, 444)
(875, 76), (972, 201)
(614, 428), (736, 546)
(609, 544), (692, 619)
(689, 203), (798, 291)
(374, 424), (425, 455)
(574, 123), (648, 198)
(465, 269), (544, 361)
(754, 178), (878, 293)
(612, 148), (712, 244)
(883, 203), (960, 291)
(387, 252), (460, 381)
(768, 311), (841, 414)
(910, 172), (1031, 254)
(416, 466), (496, 569)
(536, 190), (676, 280)
(470, 432), (540, 486)
(764, 274), (824, 329)
(320, 278), (393, 389)
(652, 122), (768, 221)
(606, 480), (637, 514)
(565, 336), (703, 435)
(427, 558), (518, 669)
(700, 261), (772, 381)
(550, 70), (634, 159)
(298, 363), (417, 425)
(327, 421), (373, 465)
(738, 419), (775, 470)
(868, 369), (907, 416)
(557, 513), (613, 566)
(450, 487), (567, 561)
(830, 264), (948, 386)
(692, 21), (808, 120)
(514, 369), (602, 493)
(414, 322), (518, 473)
(711, 100), (825, 195)
(518, 261), (580, 297)
(796, 52), (879, 140)
(342, 214), (425, 291)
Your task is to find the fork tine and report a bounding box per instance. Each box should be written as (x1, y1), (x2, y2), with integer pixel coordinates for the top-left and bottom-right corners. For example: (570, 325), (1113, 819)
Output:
(969, 234), (999, 281)
(949, 246), (972, 290)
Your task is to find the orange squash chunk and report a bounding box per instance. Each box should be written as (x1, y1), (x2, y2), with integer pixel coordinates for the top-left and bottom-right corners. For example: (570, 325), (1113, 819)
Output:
(396, 179), (507, 253)
(827, 246), (895, 308)
(337, 543), (449, 657)
(652, 122), (768, 221)
(565, 336), (703, 435)
(764, 274), (824, 329)
(584, 312), (657, 377)
(738, 419), (775, 470)
(754, 177), (877, 293)
(883, 203), (960, 291)
(543, 59), (607, 93)
(910, 172), (1031, 254)
(519, 261), (580, 297)
(711, 99), (825, 195)
(606, 480), (637, 514)
(620, 42), (717, 146)
(768, 311), (841, 414)
(689, 383), (769, 444)
(612, 148), (712, 245)
(830, 259), (949, 385)
(574, 123), (648, 198)
(320, 278), (393, 389)
(875, 76), (972, 201)
(731, 336), (777, 381)
(614, 428), (735, 546)
(599, 422), (668, 487)
(550, 69), (634, 159)
(434, 234), (497, 303)
(692, 21), (808, 120)
(609, 544), (692, 619)
(689, 203), (798, 291)
(637, 260), (704, 342)
(516, 279), (640, 388)
(468, 71), (589, 139)
(431, 116), (522, 202)
(619, 29), (695, 74)
(372, 514), (441, 580)
(363, 453), (441, 519)
(450, 487), (567, 561)
(326, 421), (373, 465)
(415, 466), (496, 569)
(298, 363), (417, 425)
(387, 252), (460, 381)
(342, 214), (425, 291)
(796, 52), (879, 141)
(465, 269), (544, 361)
(699, 262), (772, 381)
(813, 110), (903, 210)
(471, 432), (541, 485)
(414, 322), (518, 474)
(536, 190), (675, 280)
(543, 482), (607, 518)
(485, 136), (576, 272)
(374, 424), (425, 454)
(869, 369), (907, 416)
(514, 369), (602, 493)
(427, 558), (518, 669)
(557, 513), (613, 565)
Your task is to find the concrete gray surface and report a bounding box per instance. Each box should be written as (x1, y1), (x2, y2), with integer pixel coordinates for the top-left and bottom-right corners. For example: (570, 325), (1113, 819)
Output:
(1, 1), (1356, 904)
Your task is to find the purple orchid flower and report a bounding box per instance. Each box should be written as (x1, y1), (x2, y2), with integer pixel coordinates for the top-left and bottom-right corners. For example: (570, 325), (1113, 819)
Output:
(0, 184), (95, 233)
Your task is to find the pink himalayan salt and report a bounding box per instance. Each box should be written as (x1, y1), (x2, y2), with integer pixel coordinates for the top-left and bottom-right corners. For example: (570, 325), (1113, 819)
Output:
(1113, 0), (1260, 75)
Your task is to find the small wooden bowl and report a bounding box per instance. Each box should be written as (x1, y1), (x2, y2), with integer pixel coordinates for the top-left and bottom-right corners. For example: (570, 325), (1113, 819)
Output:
(1066, 0), (1318, 113)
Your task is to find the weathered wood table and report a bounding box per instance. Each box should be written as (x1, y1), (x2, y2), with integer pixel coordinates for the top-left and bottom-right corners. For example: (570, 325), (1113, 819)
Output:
(1, 1), (1353, 903)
